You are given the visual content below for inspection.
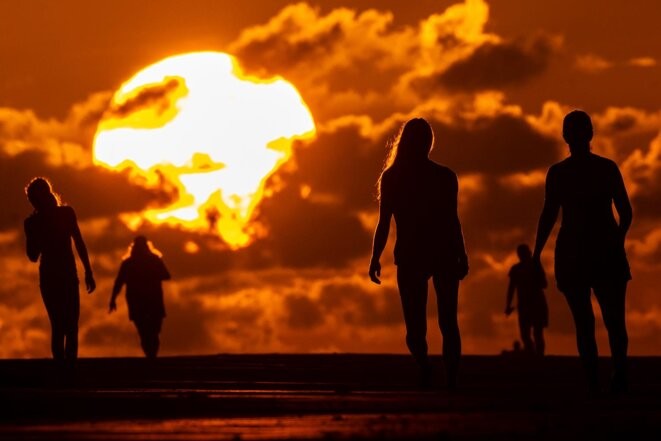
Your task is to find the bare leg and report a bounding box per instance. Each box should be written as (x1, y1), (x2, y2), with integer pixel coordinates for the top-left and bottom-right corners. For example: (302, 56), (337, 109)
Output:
(50, 321), (65, 361)
(533, 325), (545, 356)
(563, 285), (599, 391)
(432, 272), (461, 389)
(518, 317), (534, 354)
(593, 280), (628, 393)
(135, 318), (163, 359)
(63, 289), (80, 361)
(397, 266), (430, 384)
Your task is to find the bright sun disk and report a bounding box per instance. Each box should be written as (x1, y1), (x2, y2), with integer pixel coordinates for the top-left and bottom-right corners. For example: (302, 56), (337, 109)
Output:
(93, 52), (316, 249)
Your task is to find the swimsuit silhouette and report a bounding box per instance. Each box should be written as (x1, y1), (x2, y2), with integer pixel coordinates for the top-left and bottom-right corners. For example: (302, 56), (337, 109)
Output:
(369, 118), (468, 389)
(110, 236), (171, 358)
(505, 244), (548, 356)
(23, 177), (96, 361)
(533, 110), (632, 394)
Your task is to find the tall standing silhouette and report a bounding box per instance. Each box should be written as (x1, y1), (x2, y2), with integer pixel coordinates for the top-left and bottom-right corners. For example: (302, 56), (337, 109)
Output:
(23, 177), (96, 361)
(109, 236), (171, 358)
(533, 110), (632, 394)
(369, 118), (468, 389)
(505, 244), (548, 356)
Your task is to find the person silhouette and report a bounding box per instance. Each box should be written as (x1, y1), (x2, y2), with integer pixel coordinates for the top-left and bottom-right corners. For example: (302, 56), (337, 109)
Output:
(505, 244), (548, 356)
(109, 236), (171, 358)
(23, 177), (96, 362)
(533, 110), (632, 394)
(369, 118), (468, 389)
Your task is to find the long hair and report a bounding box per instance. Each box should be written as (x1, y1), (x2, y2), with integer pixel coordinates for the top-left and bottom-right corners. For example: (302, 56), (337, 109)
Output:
(25, 177), (61, 211)
(377, 118), (434, 200)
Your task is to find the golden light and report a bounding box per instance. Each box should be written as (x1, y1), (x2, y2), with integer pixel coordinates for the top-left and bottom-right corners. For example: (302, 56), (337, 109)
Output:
(93, 52), (316, 248)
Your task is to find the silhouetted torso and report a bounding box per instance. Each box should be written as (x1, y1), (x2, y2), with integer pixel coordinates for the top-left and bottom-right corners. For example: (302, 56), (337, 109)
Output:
(548, 153), (631, 289)
(509, 261), (547, 324)
(381, 160), (459, 270)
(25, 206), (78, 282)
(116, 254), (169, 321)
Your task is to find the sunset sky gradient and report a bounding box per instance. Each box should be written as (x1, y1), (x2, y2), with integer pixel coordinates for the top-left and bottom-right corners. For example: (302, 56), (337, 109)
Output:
(1, 0), (660, 357)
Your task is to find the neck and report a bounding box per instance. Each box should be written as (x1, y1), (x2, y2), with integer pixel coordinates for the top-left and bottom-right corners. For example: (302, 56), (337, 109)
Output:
(569, 143), (590, 156)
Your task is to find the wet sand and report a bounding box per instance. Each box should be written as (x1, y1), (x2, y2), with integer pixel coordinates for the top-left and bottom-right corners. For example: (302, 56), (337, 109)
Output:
(1, 354), (660, 440)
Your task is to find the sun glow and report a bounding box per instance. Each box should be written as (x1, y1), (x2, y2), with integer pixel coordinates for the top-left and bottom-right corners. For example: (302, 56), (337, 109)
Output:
(93, 52), (316, 248)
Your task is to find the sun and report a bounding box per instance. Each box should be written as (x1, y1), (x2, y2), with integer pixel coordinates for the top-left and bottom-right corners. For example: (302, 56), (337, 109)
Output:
(93, 52), (316, 249)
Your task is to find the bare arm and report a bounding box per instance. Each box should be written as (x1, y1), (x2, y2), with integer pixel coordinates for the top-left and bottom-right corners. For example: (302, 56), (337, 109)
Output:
(612, 164), (632, 239)
(505, 277), (515, 316)
(109, 262), (126, 313)
(69, 207), (96, 293)
(369, 202), (392, 285)
(450, 173), (468, 278)
(533, 167), (560, 260)
(24, 216), (40, 262)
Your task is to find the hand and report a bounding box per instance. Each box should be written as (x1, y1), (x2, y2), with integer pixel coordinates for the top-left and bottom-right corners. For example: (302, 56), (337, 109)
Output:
(109, 299), (117, 313)
(457, 255), (469, 280)
(505, 306), (515, 316)
(85, 272), (96, 294)
(369, 259), (381, 284)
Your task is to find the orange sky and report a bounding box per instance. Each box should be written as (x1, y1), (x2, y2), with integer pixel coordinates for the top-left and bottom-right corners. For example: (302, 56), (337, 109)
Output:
(1, 0), (660, 358)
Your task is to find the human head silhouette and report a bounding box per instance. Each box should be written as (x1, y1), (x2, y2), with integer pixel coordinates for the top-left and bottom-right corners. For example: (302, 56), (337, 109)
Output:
(129, 235), (163, 258)
(516, 244), (532, 262)
(562, 110), (593, 155)
(131, 236), (150, 257)
(25, 177), (59, 211)
(392, 118), (434, 165)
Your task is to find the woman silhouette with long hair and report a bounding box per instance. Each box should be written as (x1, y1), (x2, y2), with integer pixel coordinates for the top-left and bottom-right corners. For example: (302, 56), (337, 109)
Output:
(109, 236), (171, 358)
(24, 177), (96, 361)
(533, 110), (632, 394)
(369, 118), (468, 389)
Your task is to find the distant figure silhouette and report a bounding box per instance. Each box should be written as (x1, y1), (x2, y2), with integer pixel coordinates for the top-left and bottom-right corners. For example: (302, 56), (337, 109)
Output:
(23, 177), (96, 361)
(533, 110), (632, 394)
(505, 244), (548, 356)
(369, 118), (468, 389)
(501, 340), (524, 357)
(109, 236), (171, 358)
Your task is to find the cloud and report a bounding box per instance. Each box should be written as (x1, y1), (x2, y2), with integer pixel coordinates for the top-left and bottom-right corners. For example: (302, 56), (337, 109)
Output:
(426, 34), (560, 92)
(0, 150), (172, 230)
(430, 113), (562, 175)
(574, 53), (613, 73)
(104, 76), (185, 121)
(628, 57), (657, 68)
(0, 92), (174, 231)
(228, 3), (412, 77)
(622, 132), (661, 221)
(228, 0), (499, 121)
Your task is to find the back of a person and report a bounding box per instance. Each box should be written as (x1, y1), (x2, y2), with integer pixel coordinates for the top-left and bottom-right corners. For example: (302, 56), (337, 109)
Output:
(31, 206), (77, 279)
(555, 153), (620, 239)
(510, 261), (545, 308)
(384, 160), (457, 267)
(122, 254), (166, 319)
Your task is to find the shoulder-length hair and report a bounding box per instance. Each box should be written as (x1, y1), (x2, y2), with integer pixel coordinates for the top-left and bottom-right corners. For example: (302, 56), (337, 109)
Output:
(124, 236), (163, 259)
